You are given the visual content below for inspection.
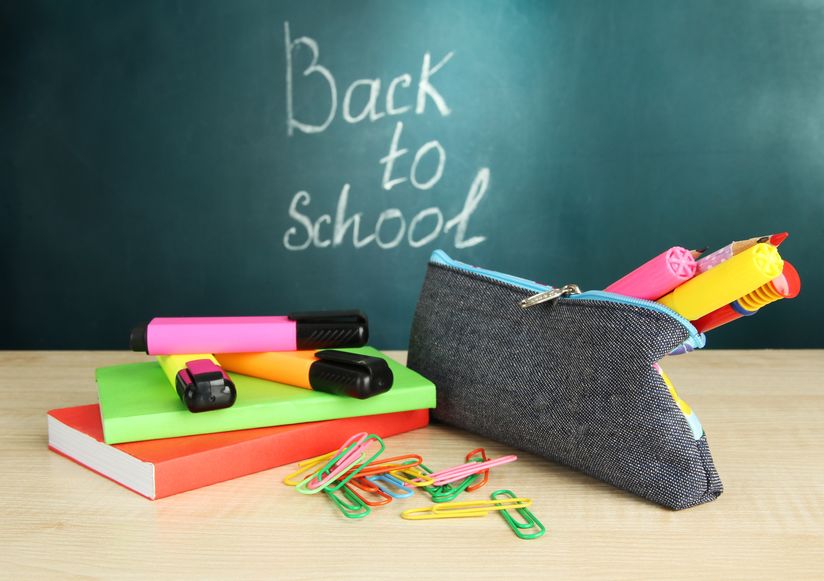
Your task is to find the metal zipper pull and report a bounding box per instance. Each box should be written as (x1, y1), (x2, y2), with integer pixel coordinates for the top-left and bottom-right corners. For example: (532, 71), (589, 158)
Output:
(519, 284), (582, 308)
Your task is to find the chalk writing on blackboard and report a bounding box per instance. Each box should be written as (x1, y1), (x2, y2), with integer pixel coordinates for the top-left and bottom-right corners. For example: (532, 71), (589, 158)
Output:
(282, 22), (489, 251)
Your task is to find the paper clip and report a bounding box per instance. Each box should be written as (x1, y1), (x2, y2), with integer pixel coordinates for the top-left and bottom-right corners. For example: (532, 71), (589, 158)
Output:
(401, 497), (532, 520)
(428, 454), (518, 486)
(283, 451), (336, 486)
(464, 448), (489, 492)
(345, 478), (393, 507)
(324, 487), (371, 519)
(429, 473), (481, 503)
(294, 438), (365, 494)
(340, 454), (422, 479)
(420, 451), (485, 500)
(349, 476), (381, 493)
(407, 462), (440, 495)
(296, 432), (384, 494)
(410, 461), (434, 486)
(366, 474), (414, 498)
(490, 489), (546, 540)
(328, 432), (370, 469)
(323, 433), (385, 492)
(390, 467), (435, 488)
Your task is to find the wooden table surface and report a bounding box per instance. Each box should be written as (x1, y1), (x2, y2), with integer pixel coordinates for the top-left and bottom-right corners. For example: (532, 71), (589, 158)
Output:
(1, 350), (823, 579)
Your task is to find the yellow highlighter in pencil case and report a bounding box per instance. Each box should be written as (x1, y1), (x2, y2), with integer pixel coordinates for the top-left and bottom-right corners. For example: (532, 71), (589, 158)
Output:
(657, 243), (783, 320)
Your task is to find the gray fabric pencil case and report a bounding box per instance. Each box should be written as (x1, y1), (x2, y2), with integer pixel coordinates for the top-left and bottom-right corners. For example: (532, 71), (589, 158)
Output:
(407, 250), (722, 510)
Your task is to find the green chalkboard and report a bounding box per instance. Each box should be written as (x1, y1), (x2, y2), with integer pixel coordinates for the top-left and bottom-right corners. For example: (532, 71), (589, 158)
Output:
(2, 0), (822, 349)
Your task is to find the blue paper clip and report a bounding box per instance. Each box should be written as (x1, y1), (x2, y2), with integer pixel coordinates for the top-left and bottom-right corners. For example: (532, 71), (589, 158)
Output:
(366, 474), (414, 498)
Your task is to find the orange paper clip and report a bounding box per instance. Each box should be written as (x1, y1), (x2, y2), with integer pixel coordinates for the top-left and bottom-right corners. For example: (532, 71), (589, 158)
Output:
(345, 478), (393, 506)
(465, 448), (489, 492)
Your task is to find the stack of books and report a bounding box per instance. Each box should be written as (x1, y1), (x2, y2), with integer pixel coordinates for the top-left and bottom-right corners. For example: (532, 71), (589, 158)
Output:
(48, 346), (435, 499)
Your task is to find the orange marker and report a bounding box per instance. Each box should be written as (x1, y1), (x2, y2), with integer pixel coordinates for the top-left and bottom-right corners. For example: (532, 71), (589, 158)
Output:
(215, 350), (393, 399)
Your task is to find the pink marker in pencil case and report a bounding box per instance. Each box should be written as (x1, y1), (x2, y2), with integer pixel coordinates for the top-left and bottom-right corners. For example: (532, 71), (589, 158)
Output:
(129, 311), (368, 355)
(604, 246), (696, 300)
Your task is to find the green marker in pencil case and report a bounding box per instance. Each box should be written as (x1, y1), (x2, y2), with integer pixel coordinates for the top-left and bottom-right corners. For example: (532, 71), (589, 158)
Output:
(653, 363), (702, 439)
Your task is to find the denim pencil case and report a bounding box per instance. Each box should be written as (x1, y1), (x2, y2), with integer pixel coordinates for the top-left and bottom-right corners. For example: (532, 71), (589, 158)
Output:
(407, 250), (722, 510)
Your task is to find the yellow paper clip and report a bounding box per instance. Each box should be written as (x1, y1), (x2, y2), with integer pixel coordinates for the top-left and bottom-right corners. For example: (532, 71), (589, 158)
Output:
(282, 451), (336, 486)
(401, 497), (532, 520)
(390, 468), (435, 488)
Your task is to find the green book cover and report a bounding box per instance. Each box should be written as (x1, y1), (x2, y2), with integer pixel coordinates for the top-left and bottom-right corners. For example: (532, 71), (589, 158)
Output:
(97, 348), (435, 444)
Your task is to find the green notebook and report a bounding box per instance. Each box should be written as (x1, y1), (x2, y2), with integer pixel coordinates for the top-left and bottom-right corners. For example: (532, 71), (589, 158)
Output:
(97, 348), (435, 444)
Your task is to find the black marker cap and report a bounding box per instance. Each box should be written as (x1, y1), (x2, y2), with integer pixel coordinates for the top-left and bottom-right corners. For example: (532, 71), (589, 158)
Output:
(130, 323), (148, 352)
(289, 310), (368, 350)
(308, 349), (392, 399)
(175, 368), (237, 413)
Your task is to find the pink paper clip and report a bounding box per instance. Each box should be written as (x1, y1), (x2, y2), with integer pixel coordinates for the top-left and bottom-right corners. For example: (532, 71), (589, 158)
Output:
(295, 432), (369, 494)
(428, 455), (518, 486)
(296, 432), (386, 495)
(325, 432), (369, 474)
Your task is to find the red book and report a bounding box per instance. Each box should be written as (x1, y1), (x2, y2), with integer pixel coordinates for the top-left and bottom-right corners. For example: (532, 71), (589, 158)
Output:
(48, 404), (429, 500)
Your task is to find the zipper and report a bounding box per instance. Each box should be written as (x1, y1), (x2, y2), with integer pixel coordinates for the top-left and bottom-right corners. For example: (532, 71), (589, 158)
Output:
(429, 250), (702, 344)
(571, 290), (701, 343)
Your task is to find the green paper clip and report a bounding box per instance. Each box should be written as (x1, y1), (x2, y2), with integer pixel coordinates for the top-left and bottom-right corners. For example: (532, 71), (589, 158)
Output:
(325, 434), (385, 492)
(295, 440), (365, 495)
(490, 489), (546, 540)
(324, 486), (371, 519)
(295, 434), (385, 495)
(422, 456), (484, 503)
(430, 473), (481, 503)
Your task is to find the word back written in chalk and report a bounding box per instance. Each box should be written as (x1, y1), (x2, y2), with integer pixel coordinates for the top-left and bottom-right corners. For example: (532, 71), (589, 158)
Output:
(282, 21), (489, 251)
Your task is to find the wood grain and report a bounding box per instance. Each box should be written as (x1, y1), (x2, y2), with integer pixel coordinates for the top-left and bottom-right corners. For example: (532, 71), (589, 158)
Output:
(1, 350), (822, 579)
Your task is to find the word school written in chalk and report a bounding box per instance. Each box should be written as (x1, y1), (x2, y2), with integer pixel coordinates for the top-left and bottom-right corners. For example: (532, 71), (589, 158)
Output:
(283, 169), (489, 250)
(282, 22), (490, 251)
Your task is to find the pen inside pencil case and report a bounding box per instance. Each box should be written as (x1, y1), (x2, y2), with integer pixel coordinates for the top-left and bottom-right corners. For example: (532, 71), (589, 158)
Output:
(653, 363), (702, 439)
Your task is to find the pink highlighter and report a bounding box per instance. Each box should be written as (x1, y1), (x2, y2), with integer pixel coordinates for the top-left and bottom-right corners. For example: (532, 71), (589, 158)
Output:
(604, 247), (697, 301)
(130, 311), (368, 355)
